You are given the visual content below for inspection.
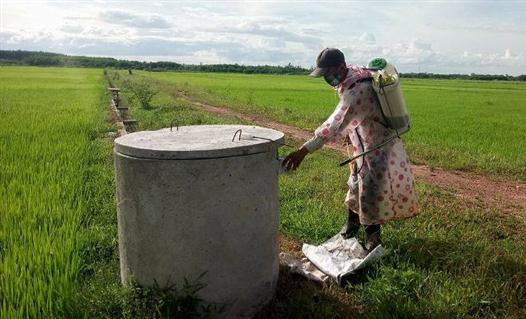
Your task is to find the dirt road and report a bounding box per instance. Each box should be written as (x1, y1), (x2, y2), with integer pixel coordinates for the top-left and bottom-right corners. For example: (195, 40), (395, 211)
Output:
(174, 94), (526, 217)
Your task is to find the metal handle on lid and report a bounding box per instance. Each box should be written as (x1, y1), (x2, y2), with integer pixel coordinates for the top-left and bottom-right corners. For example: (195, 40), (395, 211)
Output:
(170, 121), (179, 132)
(232, 129), (242, 142)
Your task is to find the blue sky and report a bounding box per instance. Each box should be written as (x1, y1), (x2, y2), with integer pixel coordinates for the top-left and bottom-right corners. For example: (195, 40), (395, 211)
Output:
(1, 1), (525, 75)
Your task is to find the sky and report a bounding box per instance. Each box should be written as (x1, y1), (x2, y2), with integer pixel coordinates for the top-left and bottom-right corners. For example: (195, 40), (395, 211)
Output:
(1, 1), (525, 75)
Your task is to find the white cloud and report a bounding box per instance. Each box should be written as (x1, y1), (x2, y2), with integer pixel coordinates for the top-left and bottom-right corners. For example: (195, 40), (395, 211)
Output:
(1, 1), (525, 74)
(359, 32), (376, 44)
(60, 24), (84, 34)
(460, 49), (525, 68)
(218, 21), (318, 44)
(99, 10), (172, 29)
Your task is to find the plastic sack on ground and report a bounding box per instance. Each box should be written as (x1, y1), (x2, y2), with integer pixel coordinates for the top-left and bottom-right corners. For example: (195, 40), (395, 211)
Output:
(280, 233), (385, 286)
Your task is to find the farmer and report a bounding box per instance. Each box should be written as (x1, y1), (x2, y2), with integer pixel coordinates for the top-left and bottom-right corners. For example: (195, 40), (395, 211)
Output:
(282, 48), (418, 251)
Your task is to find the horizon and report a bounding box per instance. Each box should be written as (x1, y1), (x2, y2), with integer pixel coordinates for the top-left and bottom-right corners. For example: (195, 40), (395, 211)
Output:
(1, 1), (525, 75)
(5, 49), (526, 77)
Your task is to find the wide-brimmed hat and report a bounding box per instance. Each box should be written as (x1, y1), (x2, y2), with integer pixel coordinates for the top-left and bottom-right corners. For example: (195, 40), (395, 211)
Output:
(309, 48), (346, 77)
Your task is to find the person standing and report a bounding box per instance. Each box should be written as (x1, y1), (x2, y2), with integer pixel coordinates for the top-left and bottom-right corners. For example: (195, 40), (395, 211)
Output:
(282, 48), (419, 251)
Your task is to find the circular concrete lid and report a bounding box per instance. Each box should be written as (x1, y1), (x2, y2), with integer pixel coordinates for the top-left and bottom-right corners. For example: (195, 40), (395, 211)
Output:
(114, 125), (285, 160)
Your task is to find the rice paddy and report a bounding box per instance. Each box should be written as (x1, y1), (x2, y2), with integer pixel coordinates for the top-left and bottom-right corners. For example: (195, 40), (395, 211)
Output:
(1, 66), (525, 318)
(139, 71), (526, 180)
(0, 66), (106, 317)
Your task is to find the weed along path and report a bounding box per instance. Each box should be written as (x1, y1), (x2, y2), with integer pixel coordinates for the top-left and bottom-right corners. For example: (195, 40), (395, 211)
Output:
(175, 93), (526, 217)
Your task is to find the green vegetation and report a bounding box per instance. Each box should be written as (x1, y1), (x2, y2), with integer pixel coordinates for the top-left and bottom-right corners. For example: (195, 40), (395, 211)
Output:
(0, 66), (218, 318)
(3, 50), (525, 80)
(279, 148), (526, 318)
(111, 72), (526, 318)
(0, 66), (106, 317)
(0, 50), (309, 75)
(138, 71), (526, 180)
(2, 66), (525, 318)
(121, 76), (159, 109)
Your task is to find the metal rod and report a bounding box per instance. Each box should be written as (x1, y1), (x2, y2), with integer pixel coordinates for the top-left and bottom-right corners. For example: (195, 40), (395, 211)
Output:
(339, 136), (398, 167)
(232, 129), (242, 142)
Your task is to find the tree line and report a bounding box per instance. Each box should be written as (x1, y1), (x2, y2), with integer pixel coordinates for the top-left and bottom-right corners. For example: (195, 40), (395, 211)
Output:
(399, 72), (526, 82)
(1, 50), (525, 81)
(0, 50), (308, 75)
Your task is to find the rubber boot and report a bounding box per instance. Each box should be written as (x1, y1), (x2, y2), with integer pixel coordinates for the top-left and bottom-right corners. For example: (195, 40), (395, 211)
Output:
(341, 210), (360, 239)
(364, 224), (381, 252)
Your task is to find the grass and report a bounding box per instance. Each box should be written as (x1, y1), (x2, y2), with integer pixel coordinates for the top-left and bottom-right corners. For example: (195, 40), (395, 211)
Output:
(138, 71), (526, 180)
(281, 157), (526, 317)
(0, 66), (218, 318)
(110, 71), (526, 318)
(1, 66), (524, 318)
(0, 66), (106, 317)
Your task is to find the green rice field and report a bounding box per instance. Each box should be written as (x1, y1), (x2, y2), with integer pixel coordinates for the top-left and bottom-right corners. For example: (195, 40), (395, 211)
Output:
(0, 67), (107, 317)
(1, 66), (525, 318)
(114, 71), (526, 318)
(139, 71), (526, 180)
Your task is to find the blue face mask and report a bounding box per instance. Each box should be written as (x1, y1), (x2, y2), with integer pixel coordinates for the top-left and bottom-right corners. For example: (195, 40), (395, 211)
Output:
(324, 72), (343, 87)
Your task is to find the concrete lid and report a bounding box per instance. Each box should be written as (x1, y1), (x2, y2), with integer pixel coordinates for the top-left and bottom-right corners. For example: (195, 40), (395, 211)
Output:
(114, 125), (285, 160)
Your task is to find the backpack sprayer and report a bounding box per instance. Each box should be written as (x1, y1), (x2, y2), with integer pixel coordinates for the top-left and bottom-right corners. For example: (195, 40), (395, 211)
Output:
(339, 58), (411, 167)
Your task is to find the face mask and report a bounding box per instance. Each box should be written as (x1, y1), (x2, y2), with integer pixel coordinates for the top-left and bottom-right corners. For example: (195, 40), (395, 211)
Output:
(324, 73), (343, 87)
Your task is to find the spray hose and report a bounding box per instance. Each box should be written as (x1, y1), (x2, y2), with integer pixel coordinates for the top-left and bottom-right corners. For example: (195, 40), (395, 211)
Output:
(339, 135), (398, 167)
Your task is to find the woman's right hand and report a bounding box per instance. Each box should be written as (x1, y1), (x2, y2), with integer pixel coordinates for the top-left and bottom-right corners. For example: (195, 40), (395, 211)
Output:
(282, 147), (309, 171)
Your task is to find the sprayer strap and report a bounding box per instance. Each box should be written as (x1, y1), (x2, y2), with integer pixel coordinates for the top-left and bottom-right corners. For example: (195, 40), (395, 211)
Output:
(347, 77), (373, 90)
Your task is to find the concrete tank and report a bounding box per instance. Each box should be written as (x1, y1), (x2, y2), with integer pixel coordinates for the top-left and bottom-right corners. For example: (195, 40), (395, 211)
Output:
(113, 125), (284, 318)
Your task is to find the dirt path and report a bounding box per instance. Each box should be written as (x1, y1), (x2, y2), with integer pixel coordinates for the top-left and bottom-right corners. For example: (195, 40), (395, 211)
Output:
(177, 94), (526, 217)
